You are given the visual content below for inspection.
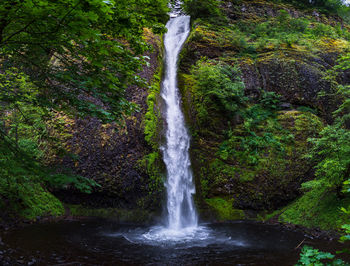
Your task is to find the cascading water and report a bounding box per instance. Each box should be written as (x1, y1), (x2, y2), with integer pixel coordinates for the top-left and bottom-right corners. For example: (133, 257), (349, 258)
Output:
(161, 15), (197, 230)
(137, 6), (213, 242)
(135, 4), (215, 242)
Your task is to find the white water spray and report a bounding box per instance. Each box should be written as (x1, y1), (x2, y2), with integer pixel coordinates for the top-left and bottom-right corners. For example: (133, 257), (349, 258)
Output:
(161, 15), (197, 230)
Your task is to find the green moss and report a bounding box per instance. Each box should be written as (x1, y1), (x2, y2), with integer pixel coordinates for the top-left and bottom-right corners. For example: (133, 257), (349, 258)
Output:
(18, 183), (64, 220)
(205, 197), (245, 220)
(139, 151), (165, 194)
(144, 71), (162, 149)
(67, 204), (154, 223)
(259, 208), (286, 222)
(141, 43), (166, 199)
(278, 110), (324, 136)
(279, 187), (350, 230)
(143, 29), (164, 150)
(295, 113), (324, 134)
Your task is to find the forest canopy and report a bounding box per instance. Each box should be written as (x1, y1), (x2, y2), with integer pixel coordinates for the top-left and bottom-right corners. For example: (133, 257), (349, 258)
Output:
(0, 0), (169, 122)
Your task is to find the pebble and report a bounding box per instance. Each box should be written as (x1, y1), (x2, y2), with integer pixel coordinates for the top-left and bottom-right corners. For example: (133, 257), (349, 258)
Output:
(28, 258), (37, 265)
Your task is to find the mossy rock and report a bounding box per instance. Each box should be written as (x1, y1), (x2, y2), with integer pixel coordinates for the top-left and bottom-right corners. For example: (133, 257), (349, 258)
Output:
(205, 197), (245, 221)
(17, 184), (64, 220)
(254, 52), (338, 118)
(278, 187), (350, 230)
(278, 110), (324, 140)
(187, 109), (324, 211)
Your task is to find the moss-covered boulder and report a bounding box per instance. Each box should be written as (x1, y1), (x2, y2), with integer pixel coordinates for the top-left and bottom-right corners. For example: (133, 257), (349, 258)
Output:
(0, 183), (64, 222)
(204, 197), (245, 221)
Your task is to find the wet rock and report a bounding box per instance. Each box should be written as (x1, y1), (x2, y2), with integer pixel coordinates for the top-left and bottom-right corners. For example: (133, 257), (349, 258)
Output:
(28, 258), (37, 266)
(279, 102), (292, 109)
(239, 52), (340, 121)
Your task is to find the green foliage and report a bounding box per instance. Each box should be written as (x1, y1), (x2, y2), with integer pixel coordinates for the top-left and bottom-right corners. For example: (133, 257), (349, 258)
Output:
(183, 0), (224, 23)
(190, 7), (349, 60)
(0, 132), (97, 219)
(307, 70), (350, 193)
(339, 203), (350, 252)
(17, 184), (65, 220)
(271, 0), (350, 21)
(186, 56), (322, 207)
(335, 52), (350, 71)
(0, 141), (65, 219)
(0, 0), (170, 220)
(218, 91), (284, 166)
(296, 245), (346, 266)
(140, 152), (164, 193)
(0, 0), (169, 122)
(46, 173), (100, 194)
(340, 224), (350, 243)
(297, 106), (318, 114)
(0, 68), (100, 195)
(296, 225), (350, 266)
(309, 124), (350, 189)
(255, 9), (346, 41)
(295, 191), (350, 266)
(191, 60), (246, 126)
(235, 9), (349, 52)
(181, 0), (350, 218)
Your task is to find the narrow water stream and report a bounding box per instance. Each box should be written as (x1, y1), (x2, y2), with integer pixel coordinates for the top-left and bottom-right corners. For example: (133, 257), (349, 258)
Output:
(162, 14), (197, 232)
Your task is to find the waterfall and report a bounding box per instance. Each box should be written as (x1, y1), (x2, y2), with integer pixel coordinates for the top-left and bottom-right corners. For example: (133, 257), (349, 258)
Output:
(140, 8), (207, 241)
(162, 15), (197, 230)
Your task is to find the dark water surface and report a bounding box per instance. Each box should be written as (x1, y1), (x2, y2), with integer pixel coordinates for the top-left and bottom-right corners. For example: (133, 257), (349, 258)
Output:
(1, 219), (349, 265)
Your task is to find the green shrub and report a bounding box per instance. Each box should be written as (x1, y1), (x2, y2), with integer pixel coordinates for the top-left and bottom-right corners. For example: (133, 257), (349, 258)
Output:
(307, 83), (350, 194)
(271, 0), (350, 21)
(183, 0), (224, 23)
(296, 245), (345, 266)
(312, 23), (336, 37)
(191, 60), (247, 125)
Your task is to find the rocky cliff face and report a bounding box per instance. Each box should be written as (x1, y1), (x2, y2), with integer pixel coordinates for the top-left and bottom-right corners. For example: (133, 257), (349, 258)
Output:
(52, 29), (164, 214)
(178, 0), (350, 220)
